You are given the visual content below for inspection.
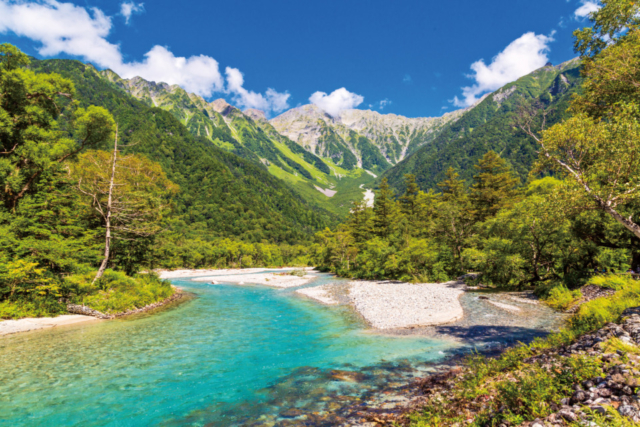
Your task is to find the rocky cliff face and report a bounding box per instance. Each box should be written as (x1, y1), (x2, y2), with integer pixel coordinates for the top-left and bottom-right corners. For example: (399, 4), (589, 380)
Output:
(270, 104), (466, 168)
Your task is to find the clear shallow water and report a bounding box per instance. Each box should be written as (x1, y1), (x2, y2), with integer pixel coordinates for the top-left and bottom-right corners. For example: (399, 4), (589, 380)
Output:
(0, 273), (455, 427)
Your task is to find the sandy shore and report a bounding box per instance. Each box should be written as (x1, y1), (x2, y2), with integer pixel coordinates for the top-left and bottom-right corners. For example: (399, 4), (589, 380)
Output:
(296, 285), (340, 305)
(0, 315), (101, 337)
(191, 272), (315, 288)
(157, 267), (312, 280)
(349, 281), (465, 330)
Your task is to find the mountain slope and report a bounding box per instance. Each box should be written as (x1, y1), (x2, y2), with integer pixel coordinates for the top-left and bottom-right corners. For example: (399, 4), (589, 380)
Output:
(382, 59), (582, 193)
(270, 105), (466, 170)
(30, 59), (337, 243)
(97, 71), (391, 216)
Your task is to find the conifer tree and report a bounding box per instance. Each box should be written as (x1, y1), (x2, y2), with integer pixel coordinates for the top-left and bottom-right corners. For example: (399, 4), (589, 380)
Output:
(373, 178), (398, 239)
(400, 174), (419, 221)
(470, 151), (520, 222)
(438, 167), (466, 201)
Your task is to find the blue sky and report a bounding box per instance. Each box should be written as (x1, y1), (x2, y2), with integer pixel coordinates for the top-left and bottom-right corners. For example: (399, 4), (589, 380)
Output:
(0, 0), (598, 118)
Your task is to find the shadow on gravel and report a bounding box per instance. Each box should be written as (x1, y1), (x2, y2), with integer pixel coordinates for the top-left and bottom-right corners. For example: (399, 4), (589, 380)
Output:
(433, 324), (552, 347)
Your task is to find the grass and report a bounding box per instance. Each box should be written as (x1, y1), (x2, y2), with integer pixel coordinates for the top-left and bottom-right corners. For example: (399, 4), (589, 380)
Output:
(407, 274), (640, 427)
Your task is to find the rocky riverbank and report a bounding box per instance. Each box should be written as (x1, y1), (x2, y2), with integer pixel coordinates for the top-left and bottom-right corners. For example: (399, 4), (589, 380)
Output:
(192, 271), (316, 288)
(338, 307), (640, 427)
(349, 281), (465, 329)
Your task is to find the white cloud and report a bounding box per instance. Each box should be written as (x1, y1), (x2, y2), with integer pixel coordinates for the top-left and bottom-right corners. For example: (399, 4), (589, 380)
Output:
(120, 2), (144, 25)
(452, 32), (554, 107)
(309, 88), (364, 117)
(225, 67), (290, 113)
(379, 99), (391, 110)
(403, 74), (412, 84)
(575, 1), (600, 18)
(0, 0), (289, 113)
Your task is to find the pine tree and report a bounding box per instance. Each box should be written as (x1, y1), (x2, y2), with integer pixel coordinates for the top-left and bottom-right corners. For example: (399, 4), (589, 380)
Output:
(470, 151), (520, 222)
(399, 174), (419, 219)
(373, 178), (398, 239)
(438, 168), (466, 201)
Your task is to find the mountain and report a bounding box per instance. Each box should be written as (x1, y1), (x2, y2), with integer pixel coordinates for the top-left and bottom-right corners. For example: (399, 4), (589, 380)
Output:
(382, 58), (583, 194)
(270, 105), (465, 171)
(99, 69), (487, 214)
(30, 59), (338, 243)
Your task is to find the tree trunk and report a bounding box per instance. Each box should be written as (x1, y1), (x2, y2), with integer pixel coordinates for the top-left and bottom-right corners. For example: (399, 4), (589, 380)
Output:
(93, 126), (118, 284)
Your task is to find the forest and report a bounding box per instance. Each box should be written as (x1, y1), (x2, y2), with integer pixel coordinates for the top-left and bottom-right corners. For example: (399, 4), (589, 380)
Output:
(314, 0), (640, 305)
(0, 44), (317, 319)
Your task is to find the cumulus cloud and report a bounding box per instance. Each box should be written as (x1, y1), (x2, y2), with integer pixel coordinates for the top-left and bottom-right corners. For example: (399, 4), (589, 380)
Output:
(120, 2), (144, 24)
(309, 88), (364, 117)
(575, 1), (600, 18)
(225, 67), (290, 113)
(452, 32), (554, 107)
(0, 0), (289, 113)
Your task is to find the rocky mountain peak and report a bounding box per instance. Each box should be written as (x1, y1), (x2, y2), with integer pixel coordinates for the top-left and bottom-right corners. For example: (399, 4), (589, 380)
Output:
(211, 99), (237, 116)
(244, 108), (267, 122)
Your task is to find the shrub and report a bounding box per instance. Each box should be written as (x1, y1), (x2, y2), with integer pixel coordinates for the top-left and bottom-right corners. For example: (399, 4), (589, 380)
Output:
(588, 274), (635, 291)
(545, 284), (581, 311)
(569, 278), (640, 335)
(64, 270), (173, 314)
(0, 299), (66, 320)
(289, 269), (306, 277)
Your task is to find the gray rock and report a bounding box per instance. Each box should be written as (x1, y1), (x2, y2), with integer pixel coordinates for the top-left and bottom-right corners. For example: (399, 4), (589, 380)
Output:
(558, 409), (577, 422)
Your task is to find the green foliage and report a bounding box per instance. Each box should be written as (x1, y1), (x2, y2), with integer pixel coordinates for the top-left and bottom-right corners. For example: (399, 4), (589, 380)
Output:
(569, 276), (640, 335)
(469, 151), (520, 222)
(289, 269), (306, 277)
(545, 284), (581, 311)
(497, 356), (602, 421)
(383, 59), (582, 194)
(65, 270), (173, 314)
(589, 274), (635, 291)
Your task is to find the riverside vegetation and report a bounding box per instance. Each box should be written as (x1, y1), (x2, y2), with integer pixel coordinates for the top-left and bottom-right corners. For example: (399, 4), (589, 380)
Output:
(313, 2), (640, 425)
(2, 0), (640, 425)
(0, 44), (313, 319)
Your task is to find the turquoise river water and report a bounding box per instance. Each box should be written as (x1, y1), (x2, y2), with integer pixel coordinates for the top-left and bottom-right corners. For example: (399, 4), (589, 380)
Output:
(0, 272), (555, 426)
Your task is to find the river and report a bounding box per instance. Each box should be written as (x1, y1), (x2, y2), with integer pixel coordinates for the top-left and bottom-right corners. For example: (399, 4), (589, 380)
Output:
(0, 271), (562, 426)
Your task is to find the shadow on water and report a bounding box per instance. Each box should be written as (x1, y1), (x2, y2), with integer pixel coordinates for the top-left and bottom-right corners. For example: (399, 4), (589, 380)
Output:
(161, 324), (558, 427)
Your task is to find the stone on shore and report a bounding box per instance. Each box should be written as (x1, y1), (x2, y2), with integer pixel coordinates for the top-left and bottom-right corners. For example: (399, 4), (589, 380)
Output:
(349, 281), (465, 329)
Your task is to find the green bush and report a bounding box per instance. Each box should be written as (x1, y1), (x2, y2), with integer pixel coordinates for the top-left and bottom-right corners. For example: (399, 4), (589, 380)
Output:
(289, 269), (306, 277)
(588, 274), (635, 291)
(569, 277), (640, 335)
(65, 270), (174, 314)
(497, 356), (602, 421)
(545, 284), (581, 311)
(0, 299), (66, 320)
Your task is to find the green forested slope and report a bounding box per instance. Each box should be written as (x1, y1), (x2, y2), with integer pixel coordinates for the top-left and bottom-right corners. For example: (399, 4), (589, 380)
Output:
(383, 59), (582, 193)
(31, 59), (337, 243)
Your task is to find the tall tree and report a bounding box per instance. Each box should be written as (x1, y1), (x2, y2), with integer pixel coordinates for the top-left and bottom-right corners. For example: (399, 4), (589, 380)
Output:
(71, 148), (176, 279)
(373, 178), (398, 239)
(438, 167), (466, 201)
(0, 44), (114, 211)
(470, 151), (520, 222)
(521, 1), (640, 240)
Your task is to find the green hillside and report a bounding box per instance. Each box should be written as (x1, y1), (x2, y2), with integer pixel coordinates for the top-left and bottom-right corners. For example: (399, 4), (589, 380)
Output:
(97, 70), (376, 216)
(383, 59), (582, 193)
(30, 59), (338, 243)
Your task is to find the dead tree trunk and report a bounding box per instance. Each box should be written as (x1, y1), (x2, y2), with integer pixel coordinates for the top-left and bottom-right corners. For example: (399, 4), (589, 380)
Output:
(93, 126), (118, 284)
